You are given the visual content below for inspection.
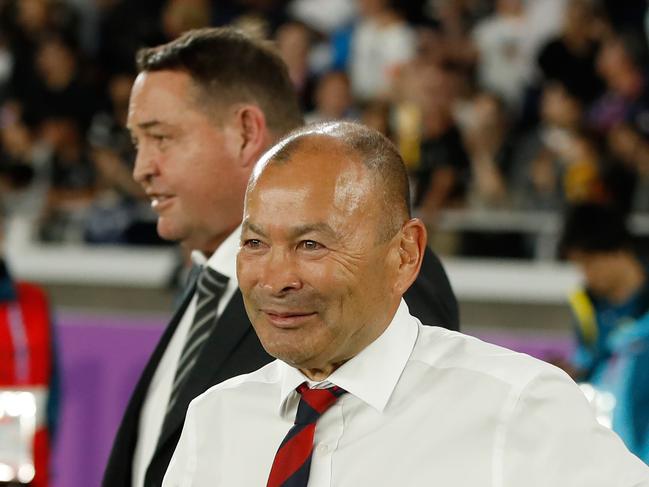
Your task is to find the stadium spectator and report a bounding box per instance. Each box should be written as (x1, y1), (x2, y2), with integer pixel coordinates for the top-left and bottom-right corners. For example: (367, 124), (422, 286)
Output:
(559, 203), (649, 463)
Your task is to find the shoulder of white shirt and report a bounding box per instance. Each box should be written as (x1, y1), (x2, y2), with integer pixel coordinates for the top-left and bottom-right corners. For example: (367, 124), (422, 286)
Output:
(187, 311), (569, 415)
(413, 323), (571, 392)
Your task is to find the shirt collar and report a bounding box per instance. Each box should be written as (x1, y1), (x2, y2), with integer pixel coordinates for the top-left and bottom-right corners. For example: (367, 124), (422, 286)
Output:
(190, 225), (241, 285)
(277, 299), (418, 416)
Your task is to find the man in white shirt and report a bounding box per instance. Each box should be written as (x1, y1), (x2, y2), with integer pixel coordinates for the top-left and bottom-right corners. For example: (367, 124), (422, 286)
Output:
(164, 121), (649, 486)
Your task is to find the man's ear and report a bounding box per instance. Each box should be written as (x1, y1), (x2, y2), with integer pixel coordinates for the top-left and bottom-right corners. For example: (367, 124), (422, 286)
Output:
(232, 104), (271, 168)
(394, 218), (427, 296)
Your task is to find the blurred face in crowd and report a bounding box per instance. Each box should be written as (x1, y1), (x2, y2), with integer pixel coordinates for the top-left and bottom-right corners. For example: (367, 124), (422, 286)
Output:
(109, 74), (135, 108)
(564, 0), (594, 36)
(541, 84), (582, 128)
(36, 40), (77, 89)
(315, 72), (352, 119)
(161, 0), (211, 40)
(567, 250), (625, 298)
(128, 70), (251, 254)
(596, 39), (640, 96)
(17, 0), (48, 34)
(237, 135), (424, 379)
(275, 22), (310, 64)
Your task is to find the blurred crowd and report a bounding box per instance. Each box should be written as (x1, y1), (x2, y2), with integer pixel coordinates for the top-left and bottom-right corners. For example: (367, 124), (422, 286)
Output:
(0, 0), (648, 250)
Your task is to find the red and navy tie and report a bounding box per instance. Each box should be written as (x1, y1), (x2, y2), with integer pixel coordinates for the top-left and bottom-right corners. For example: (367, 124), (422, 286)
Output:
(266, 382), (347, 487)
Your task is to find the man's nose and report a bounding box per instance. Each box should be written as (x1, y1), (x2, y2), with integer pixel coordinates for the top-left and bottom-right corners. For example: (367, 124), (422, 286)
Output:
(259, 249), (303, 296)
(132, 144), (158, 185)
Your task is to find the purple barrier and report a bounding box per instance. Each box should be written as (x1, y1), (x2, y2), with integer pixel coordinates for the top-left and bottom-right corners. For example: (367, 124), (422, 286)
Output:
(48, 313), (573, 487)
(469, 330), (574, 363)
(51, 312), (166, 487)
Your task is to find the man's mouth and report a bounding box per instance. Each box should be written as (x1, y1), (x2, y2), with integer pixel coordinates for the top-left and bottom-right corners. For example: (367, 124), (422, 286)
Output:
(261, 309), (317, 328)
(149, 194), (174, 210)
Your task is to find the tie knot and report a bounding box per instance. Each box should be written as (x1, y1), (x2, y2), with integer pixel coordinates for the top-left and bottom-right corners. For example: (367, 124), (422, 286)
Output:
(294, 382), (347, 425)
(197, 266), (229, 298)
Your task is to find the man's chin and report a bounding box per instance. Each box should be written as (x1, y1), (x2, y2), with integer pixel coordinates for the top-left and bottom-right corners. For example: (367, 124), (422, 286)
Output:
(156, 219), (186, 244)
(260, 339), (311, 366)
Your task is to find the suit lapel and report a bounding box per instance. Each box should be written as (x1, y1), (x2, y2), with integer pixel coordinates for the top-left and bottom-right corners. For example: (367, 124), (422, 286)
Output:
(102, 268), (200, 485)
(155, 290), (253, 451)
(121, 268), (199, 426)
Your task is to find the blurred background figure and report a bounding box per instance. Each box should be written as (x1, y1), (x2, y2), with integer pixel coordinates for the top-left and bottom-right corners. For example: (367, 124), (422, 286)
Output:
(399, 62), (470, 220)
(472, 0), (529, 112)
(460, 90), (512, 209)
(509, 82), (603, 210)
(0, 198), (59, 487)
(345, 0), (416, 101)
(305, 70), (354, 123)
(37, 116), (95, 243)
(559, 203), (649, 463)
(274, 20), (317, 111)
(537, 0), (606, 105)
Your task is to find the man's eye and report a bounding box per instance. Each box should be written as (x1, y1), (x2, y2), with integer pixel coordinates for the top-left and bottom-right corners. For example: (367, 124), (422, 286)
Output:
(244, 239), (262, 249)
(299, 240), (322, 251)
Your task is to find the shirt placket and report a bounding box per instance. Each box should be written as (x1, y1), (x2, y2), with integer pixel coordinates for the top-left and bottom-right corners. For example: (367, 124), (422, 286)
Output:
(308, 398), (345, 487)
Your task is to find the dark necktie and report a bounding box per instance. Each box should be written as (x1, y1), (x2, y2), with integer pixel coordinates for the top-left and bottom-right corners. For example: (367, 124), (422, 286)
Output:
(267, 383), (347, 487)
(166, 266), (229, 413)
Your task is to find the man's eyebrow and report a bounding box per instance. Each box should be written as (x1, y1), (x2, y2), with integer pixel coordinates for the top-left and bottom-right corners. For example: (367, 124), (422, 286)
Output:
(288, 223), (338, 240)
(241, 221), (339, 240)
(241, 221), (268, 238)
(136, 120), (164, 130)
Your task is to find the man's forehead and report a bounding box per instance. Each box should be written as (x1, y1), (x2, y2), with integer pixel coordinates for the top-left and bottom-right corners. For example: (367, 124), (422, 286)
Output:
(251, 157), (370, 209)
(258, 140), (366, 187)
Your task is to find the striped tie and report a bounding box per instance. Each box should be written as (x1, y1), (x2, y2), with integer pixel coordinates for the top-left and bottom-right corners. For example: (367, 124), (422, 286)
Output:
(167, 266), (228, 413)
(267, 383), (347, 487)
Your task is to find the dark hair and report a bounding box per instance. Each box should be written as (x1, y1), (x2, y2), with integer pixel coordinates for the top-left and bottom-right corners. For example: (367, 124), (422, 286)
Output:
(265, 121), (411, 241)
(136, 27), (303, 135)
(558, 203), (632, 258)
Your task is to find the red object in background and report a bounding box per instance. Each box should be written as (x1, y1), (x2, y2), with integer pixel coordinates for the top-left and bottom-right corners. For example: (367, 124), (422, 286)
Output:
(0, 282), (52, 487)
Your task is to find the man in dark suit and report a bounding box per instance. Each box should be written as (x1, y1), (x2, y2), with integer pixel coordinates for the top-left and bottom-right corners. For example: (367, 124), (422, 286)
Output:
(103, 27), (458, 487)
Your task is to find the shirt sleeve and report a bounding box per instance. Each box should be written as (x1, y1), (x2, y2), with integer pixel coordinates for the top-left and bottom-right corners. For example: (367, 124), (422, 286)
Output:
(162, 402), (198, 487)
(500, 367), (649, 487)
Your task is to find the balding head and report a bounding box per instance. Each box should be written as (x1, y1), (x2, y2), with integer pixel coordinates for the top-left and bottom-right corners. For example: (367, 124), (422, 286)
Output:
(250, 121), (411, 243)
(237, 122), (426, 380)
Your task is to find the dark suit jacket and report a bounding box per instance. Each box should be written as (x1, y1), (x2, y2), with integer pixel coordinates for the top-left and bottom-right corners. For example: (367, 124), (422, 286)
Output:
(102, 246), (458, 487)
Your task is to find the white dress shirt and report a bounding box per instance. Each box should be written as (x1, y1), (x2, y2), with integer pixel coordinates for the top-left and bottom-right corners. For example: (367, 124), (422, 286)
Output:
(131, 228), (240, 487)
(163, 300), (649, 487)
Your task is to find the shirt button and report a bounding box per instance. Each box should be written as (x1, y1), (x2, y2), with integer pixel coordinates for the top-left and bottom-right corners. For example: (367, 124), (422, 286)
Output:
(317, 444), (330, 453)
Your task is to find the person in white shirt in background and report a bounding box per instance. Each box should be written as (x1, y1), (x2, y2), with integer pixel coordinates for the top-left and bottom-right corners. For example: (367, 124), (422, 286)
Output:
(349, 0), (416, 101)
(164, 121), (649, 487)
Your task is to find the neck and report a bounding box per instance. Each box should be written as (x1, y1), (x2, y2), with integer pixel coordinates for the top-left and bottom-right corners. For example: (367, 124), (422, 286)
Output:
(298, 300), (400, 382)
(186, 221), (241, 258)
(299, 362), (345, 382)
(186, 234), (227, 259)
